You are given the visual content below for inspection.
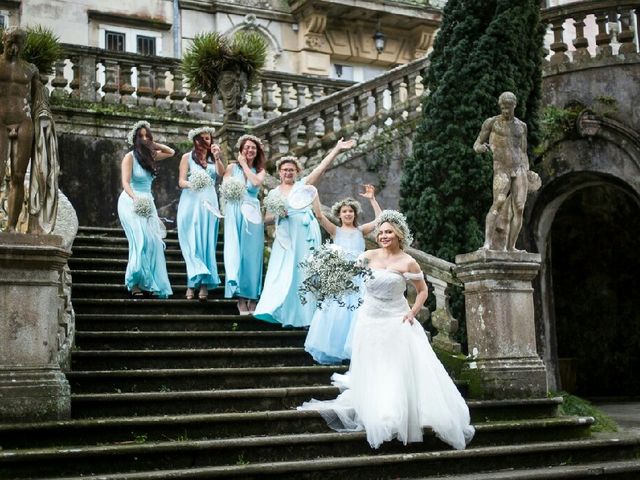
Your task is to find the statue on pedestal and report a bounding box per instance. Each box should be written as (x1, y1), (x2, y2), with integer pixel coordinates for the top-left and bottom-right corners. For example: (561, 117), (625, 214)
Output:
(0, 27), (59, 234)
(473, 92), (540, 252)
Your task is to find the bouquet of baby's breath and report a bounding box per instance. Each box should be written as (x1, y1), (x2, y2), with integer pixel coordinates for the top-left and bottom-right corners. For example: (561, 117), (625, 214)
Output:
(298, 243), (373, 310)
(220, 177), (246, 203)
(133, 196), (154, 218)
(189, 169), (214, 191)
(264, 189), (286, 217)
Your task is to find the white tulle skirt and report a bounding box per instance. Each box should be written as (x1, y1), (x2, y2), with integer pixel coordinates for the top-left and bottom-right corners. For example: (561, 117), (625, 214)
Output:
(299, 293), (475, 450)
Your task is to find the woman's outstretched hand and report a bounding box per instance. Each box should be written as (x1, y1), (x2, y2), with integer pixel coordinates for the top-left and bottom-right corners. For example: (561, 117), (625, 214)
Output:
(336, 137), (356, 151)
(359, 184), (376, 200)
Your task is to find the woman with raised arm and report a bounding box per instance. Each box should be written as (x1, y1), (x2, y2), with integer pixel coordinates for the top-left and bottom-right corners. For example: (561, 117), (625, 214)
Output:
(253, 137), (356, 328)
(118, 121), (175, 298)
(304, 185), (382, 364)
(176, 127), (225, 302)
(300, 211), (475, 451)
(222, 134), (267, 314)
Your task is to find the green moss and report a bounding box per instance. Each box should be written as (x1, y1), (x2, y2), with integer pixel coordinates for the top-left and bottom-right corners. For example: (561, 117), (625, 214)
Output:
(552, 391), (618, 432)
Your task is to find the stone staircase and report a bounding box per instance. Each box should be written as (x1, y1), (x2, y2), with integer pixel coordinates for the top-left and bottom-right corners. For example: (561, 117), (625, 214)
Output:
(1, 226), (640, 479)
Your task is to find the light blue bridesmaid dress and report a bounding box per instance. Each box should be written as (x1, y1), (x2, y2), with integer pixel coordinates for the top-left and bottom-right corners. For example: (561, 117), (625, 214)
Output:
(176, 153), (220, 290)
(253, 179), (321, 328)
(117, 152), (172, 298)
(304, 227), (366, 364)
(223, 164), (264, 300)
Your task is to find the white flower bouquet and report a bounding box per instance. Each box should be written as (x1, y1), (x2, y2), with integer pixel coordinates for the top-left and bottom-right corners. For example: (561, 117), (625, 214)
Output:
(133, 196), (154, 218)
(189, 169), (214, 191)
(298, 243), (373, 310)
(264, 189), (287, 217)
(220, 177), (246, 203)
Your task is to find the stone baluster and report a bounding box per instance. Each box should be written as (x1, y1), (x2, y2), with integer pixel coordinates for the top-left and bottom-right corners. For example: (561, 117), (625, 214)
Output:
(594, 10), (613, 57)
(305, 112), (321, 145)
(101, 59), (120, 104)
(310, 85), (324, 104)
(119, 60), (137, 106)
(549, 17), (570, 65)
(279, 81), (294, 114)
(187, 90), (204, 113)
(571, 13), (591, 62)
(390, 78), (403, 109)
(428, 276), (461, 354)
(68, 54), (80, 99)
(374, 85), (388, 128)
(617, 8), (637, 55)
(321, 106), (337, 138)
(248, 81), (264, 124)
(338, 98), (355, 132)
(50, 59), (68, 101)
(354, 91), (371, 122)
(169, 68), (187, 112)
(405, 71), (420, 112)
(136, 64), (155, 106)
(285, 120), (301, 149)
(294, 83), (308, 109)
(271, 126), (289, 155)
(262, 79), (278, 119)
(153, 66), (171, 109)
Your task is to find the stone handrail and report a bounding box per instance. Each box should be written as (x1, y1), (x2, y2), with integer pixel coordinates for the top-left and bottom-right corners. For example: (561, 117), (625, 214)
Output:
(251, 56), (429, 164)
(47, 44), (354, 121)
(541, 0), (639, 67)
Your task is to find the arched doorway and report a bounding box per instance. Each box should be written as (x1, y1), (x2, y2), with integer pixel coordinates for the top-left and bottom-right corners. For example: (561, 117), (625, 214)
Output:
(551, 183), (640, 397)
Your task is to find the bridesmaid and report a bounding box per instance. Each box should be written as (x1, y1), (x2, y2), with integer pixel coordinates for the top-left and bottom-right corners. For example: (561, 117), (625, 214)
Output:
(118, 120), (175, 298)
(223, 134), (266, 314)
(305, 186), (382, 364)
(176, 127), (225, 301)
(254, 138), (355, 328)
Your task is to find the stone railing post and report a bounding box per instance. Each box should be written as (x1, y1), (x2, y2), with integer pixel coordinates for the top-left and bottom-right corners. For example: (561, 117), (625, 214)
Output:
(170, 69), (187, 112)
(549, 17), (570, 65)
(136, 64), (155, 107)
(428, 276), (461, 354)
(154, 66), (171, 109)
(594, 10), (613, 57)
(572, 13), (591, 62)
(455, 250), (548, 399)
(119, 60), (137, 106)
(0, 234), (71, 421)
(101, 58), (120, 104)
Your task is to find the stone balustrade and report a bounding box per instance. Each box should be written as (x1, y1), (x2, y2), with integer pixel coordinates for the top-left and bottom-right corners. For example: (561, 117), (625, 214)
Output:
(541, 0), (639, 67)
(252, 57), (429, 165)
(48, 44), (354, 121)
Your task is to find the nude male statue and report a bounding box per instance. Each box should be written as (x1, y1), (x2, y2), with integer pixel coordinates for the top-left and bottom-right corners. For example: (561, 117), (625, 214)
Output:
(473, 91), (534, 252)
(0, 28), (39, 232)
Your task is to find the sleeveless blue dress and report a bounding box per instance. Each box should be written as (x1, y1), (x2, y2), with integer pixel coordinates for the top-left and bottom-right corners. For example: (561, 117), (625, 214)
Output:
(117, 152), (172, 298)
(304, 227), (366, 364)
(176, 153), (220, 289)
(254, 179), (321, 327)
(223, 164), (264, 300)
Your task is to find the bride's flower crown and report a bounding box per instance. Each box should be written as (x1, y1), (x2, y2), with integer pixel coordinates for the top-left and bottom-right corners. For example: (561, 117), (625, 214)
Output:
(276, 156), (303, 172)
(127, 120), (151, 146)
(235, 134), (264, 150)
(374, 210), (414, 249)
(188, 126), (216, 142)
(331, 197), (362, 218)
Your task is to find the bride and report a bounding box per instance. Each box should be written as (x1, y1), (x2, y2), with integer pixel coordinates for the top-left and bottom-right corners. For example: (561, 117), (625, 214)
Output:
(299, 210), (475, 450)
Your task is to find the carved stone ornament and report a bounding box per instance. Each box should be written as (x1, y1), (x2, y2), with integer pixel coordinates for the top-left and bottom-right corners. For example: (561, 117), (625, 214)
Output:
(216, 68), (249, 122)
(305, 33), (326, 51)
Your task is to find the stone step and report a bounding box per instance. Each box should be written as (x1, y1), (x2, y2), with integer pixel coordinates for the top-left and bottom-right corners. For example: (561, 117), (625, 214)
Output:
(73, 235), (181, 247)
(0, 410), (592, 450)
(70, 269), (225, 285)
(70, 385), (338, 418)
(72, 284), (226, 299)
(67, 365), (347, 393)
(74, 313), (280, 332)
(72, 298), (239, 315)
(74, 330), (307, 350)
(68, 257), (222, 273)
(72, 245), (223, 260)
(71, 347), (315, 371)
(5, 436), (638, 480)
(414, 458), (640, 479)
(77, 226), (181, 239)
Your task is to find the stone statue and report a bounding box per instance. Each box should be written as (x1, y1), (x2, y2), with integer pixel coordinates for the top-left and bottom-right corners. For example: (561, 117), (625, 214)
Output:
(0, 27), (58, 234)
(473, 91), (540, 252)
(216, 68), (248, 123)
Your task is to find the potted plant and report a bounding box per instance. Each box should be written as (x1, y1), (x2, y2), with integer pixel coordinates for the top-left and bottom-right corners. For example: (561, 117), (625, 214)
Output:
(182, 31), (267, 122)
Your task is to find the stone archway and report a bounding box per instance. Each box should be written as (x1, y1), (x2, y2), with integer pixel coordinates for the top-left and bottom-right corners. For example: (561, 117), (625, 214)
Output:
(550, 182), (640, 396)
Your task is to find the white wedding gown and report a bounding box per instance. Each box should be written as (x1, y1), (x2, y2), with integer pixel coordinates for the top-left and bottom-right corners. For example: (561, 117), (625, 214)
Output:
(299, 268), (475, 450)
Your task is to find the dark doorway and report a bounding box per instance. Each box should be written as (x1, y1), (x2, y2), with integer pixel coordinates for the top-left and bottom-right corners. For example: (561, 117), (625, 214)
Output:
(552, 183), (640, 397)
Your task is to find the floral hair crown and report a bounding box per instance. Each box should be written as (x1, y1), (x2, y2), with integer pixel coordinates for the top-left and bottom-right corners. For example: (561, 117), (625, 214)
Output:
(127, 120), (151, 146)
(235, 134), (264, 150)
(276, 156), (303, 172)
(331, 197), (362, 218)
(374, 209), (414, 249)
(188, 126), (216, 142)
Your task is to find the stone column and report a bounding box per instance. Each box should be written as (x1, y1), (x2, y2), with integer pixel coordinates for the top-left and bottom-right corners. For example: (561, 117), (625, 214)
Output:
(454, 250), (547, 399)
(0, 233), (71, 421)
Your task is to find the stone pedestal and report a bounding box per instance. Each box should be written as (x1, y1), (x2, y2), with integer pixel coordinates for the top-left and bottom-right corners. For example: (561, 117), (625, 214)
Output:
(0, 233), (71, 421)
(454, 249), (548, 399)
(214, 121), (246, 165)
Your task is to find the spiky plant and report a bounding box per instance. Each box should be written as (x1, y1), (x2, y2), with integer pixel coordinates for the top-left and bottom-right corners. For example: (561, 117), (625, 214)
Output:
(0, 25), (62, 75)
(182, 30), (267, 95)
